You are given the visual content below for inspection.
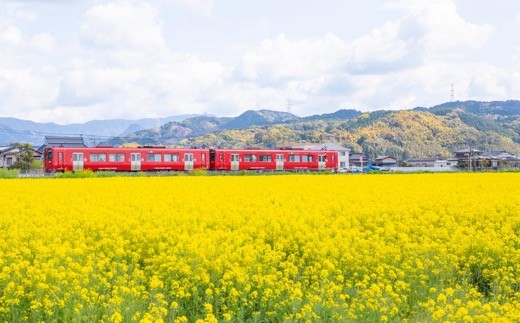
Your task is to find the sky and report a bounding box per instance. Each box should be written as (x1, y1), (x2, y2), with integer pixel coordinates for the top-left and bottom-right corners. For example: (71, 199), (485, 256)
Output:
(0, 0), (519, 124)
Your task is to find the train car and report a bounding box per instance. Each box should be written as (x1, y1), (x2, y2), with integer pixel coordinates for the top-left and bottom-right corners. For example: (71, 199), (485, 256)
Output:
(43, 147), (210, 173)
(209, 148), (338, 172)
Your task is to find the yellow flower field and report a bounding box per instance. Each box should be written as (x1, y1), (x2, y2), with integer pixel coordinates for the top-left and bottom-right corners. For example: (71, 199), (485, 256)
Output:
(1, 173), (520, 321)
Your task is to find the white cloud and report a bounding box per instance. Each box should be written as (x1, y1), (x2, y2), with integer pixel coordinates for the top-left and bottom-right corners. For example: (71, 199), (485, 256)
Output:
(0, 26), (23, 47)
(81, 1), (165, 52)
(0, 0), (517, 123)
(166, 0), (213, 16)
(234, 33), (348, 85)
(31, 33), (55, 52)
(387, 0), (494, 59)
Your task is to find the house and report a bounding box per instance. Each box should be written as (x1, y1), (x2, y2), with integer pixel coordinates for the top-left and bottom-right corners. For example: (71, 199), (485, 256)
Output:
(37, 136), (87, 153)
(406, 158), (437, 167)
(349, 152), (368, 167)
(433, 158), (458, 168)
(308, 143), (350, 170)
(374, 156), (397, 167)
(0, 146), (42, 168)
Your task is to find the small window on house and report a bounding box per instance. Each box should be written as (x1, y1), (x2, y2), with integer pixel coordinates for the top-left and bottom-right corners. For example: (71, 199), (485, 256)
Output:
(146, 154), (161, 162)
(90, 154), (106, 162)
(259, 155), (272, 162)
(6, 157), (13, 166)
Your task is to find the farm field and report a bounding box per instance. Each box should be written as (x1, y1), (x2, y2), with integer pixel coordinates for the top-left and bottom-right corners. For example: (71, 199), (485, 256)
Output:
(1, 173), (520, 321)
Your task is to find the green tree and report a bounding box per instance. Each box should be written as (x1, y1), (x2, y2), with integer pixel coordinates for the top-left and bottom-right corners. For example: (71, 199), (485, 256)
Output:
(11, 143), (35, 172)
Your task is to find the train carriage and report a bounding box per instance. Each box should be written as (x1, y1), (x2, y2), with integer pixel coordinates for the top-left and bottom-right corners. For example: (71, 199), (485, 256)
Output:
(209, 149), (337, 172)
(43, 147), (209, 173)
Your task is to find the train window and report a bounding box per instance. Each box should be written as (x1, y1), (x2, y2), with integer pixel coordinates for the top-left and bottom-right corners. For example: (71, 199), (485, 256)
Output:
(244, 154), (257, 162)
(231, 154), (239, 162)
(58, 153), (63, 161)
(109, 154), (125, 162)
(184, 154), (194, 162)
(289, 155), (300, 162)
(164, 154), (179, 162)
(202, 153), (205, 161)
(318, 155), (327, 162)
(332, 154), (335, 162)
(302, 155), (308, 162)
(147, 154), (162, 162)
(220, 153), (223, 161)
(308, 155), (314, 162)
(90, 154), (106, 162)
(46, 150), (53, 160)
(259, 155), (271, 162)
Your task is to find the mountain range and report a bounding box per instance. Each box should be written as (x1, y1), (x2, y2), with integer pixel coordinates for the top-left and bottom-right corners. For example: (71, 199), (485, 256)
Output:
(0, 114), (199, 146)
(2, 100), (520, 159)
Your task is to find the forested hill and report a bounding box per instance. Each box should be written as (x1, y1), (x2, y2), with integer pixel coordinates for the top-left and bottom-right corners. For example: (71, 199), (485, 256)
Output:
(109, 100), (520, 160)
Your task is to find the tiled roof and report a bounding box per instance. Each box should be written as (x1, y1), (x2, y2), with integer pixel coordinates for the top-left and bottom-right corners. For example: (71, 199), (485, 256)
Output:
(45, 136), (86, 145)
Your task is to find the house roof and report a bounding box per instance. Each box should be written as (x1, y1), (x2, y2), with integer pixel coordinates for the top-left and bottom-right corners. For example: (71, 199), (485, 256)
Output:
(38, 136), (87, 152)
(454, 148), (482, 154)
(0, 145), (41, 157)
(287, 142), (350, 151)
(375, 156), (396, 160)
(309, 142), (350, 151)
(406, 158), (438, 163)
(45, 136), (86, 145)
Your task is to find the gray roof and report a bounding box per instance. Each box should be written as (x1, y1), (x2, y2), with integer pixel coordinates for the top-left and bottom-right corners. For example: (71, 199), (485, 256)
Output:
(38, 136), (87, 153)
(406, 158), (438, 163)
(309, 142), (350, 151)
(454, 148), (482, 154)
(45, 136), (86, 145)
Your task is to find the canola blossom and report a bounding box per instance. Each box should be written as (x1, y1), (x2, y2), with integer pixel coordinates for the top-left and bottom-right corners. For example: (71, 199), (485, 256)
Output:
(1, 173), (520, 321)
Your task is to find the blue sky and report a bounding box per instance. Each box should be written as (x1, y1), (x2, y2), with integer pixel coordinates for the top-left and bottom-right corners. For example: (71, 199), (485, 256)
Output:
(1, 0), (519, 123)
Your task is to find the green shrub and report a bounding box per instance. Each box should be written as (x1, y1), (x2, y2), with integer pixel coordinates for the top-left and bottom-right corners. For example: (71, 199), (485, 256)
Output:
(0, 168), (19, 179)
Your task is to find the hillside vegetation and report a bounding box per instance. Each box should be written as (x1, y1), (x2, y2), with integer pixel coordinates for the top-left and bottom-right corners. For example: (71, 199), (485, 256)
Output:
(107, 101), (520, 160)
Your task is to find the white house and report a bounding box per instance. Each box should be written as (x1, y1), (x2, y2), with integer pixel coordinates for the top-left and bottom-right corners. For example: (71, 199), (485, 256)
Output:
(309, 143), (350, 171)
(434, 158), (458, 168)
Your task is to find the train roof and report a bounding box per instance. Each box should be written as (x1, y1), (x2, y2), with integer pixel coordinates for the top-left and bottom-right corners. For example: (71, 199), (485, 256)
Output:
(210, 148), (337, 153)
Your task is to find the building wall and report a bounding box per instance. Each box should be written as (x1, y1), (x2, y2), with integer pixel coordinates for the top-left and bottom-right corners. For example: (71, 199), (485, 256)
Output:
(338, 150), (350, 170)
(0, 153), (16, 168)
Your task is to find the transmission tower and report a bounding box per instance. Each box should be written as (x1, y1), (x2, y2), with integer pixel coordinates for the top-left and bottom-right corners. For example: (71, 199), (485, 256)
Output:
(286, 99), (292, 114)
(450, 83), (455, 102)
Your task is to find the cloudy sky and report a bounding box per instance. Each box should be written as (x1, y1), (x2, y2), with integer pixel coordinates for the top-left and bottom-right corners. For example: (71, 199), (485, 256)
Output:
(1, 0), (519, 123)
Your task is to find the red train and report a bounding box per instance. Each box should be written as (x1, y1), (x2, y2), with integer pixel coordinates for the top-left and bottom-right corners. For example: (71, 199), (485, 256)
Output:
(43, 147), (338, 173)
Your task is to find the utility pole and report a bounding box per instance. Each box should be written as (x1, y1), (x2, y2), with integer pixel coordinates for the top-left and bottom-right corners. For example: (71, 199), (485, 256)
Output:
(468, 144), (472, 172)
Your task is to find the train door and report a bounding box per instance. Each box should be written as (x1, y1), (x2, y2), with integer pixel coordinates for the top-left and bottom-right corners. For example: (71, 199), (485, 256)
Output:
(318, 155), (326, 170)
(276, 154), (284, 170)
(58, 152), (64, 169)
(184, 153), (194, 170)
(131, 153), (141, 171)
(230, 154), (239, 171)
(72, 153), (84, 171)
